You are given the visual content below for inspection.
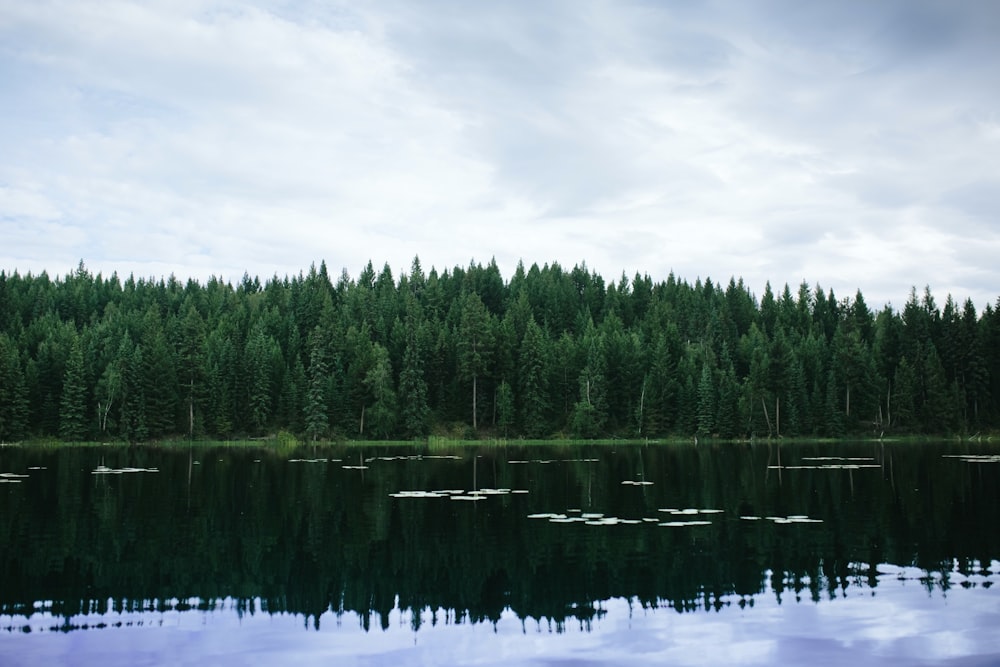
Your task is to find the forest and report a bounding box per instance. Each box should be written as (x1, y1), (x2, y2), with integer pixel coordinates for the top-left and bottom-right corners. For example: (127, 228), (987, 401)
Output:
(0, 258), (998, 443)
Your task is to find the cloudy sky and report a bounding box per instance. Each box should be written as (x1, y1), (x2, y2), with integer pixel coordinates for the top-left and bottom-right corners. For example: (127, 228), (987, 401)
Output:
(2, 0), (998, 310)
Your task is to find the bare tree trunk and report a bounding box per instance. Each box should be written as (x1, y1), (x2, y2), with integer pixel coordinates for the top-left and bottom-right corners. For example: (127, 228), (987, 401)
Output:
(846, 383), (851, 417)
(637, 379), (646, 435)
(472, 375), (478, 430)
(775, 396), (780, 437)
(761, 397), (773, 438)
(189, 378), (194, 439)
(359, 405), (365, 436)
(886, 380), (891, 428)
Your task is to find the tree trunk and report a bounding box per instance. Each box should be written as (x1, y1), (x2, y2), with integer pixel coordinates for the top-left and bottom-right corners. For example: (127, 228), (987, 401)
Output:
(761, 397), (773, 438)
(775, 396), (780, 437)
(189, 378), (194, 439)
(637, 380), (646, 435)
(886, 381), (891, 428)
(472, 374), (478, 430)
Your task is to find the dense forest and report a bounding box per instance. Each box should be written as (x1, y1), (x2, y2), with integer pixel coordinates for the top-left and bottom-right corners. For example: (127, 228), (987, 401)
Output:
(0, 258), (998, 443)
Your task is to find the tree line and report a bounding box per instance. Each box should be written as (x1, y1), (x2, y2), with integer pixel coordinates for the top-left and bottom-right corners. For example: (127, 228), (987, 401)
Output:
(1, 258), (998, 442)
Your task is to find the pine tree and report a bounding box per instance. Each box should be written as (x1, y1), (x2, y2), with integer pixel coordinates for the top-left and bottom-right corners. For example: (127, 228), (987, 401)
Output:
(518, 317), (550, 437)
(458, 292), (492, 430)
(0, 333), (29, 441)
(245, 325), (278, 434)
(715, 366), (740, 439)
(118, 336), (148, 443)
(496, 381), (514, 438)
(364, 343), (396, 439)
(696, 363), (715, 438)
(59, 335), (87, 441)
(305, 342), (329, 441)
(398, 329), (430, 438)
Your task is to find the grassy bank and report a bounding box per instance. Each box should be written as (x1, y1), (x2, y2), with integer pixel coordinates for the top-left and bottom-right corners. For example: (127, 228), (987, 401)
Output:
(4, 431), (995, 450)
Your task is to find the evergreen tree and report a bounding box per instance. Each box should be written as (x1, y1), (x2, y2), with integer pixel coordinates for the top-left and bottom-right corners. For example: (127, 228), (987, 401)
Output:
(696, 363), (715, 438)
(305, 342), (329, 441)
(59, 335), (87, 441)
(118, 336), (148, 443)
(177, 304), (206, 438)
(715, 365), (740, 439)
(457, 292), (492, 430)
(364, 343), (396, 439)
(245, 325), (279, 434)
(518, 317), (550, 437)
(496, 381), (515, 438)
(398, 328), (430, 438)
(0, 333), (28, 441)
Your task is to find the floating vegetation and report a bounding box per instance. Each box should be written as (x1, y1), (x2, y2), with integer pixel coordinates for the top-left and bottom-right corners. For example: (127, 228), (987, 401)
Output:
(27, 466), (46, 470)
(943, 455), (1000, 464)
(91, 466), (159, 474)
(531, 508), (719, 527)
(510, 457), (598, 465)
(768, 464), (880, 470)
(511, 489), (530, 494)
(621, 480), (654, 486)
(389, 491), (447, 499)
(288, 458), (335, 463)
(764, 515), (823, 524)
(450, 495), (486, 501)
(802, 456), (875, 462)
(0, 478), (23, 484)
(659, 520), (712, 527)
(740, 516), (763, 521)
(341, 465), (369, 470)
(0, 472), (29, 479)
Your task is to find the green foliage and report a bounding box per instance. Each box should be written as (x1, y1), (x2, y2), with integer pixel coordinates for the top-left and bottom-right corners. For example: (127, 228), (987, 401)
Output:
(59, 335), (87, 441)
(364, 343), (396, 439)
(0, 262), (997, 441)
(305, 340), (329, 441)
(0, 333), (29, 441)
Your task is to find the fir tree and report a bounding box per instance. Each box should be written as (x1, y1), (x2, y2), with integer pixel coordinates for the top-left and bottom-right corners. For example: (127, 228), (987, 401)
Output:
(59, 335), (87, 441)
(305, 343), (329, 441)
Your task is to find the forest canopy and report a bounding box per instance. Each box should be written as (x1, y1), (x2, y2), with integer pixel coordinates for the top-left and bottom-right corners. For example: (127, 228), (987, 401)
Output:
(1, 259), (998, 443)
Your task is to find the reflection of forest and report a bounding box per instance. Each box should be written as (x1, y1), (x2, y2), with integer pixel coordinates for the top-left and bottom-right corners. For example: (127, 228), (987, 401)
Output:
(1, 443), (997, 631)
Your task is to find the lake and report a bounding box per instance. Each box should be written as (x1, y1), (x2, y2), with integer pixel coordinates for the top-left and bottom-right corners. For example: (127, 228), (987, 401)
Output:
(1, 440), (999, 666)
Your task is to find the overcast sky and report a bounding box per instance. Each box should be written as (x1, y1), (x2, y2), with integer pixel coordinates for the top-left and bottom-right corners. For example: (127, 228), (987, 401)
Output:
(2, 0), (999, 310)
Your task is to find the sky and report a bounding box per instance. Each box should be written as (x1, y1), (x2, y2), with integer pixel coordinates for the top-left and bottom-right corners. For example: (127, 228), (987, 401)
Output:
(2, 0), (999, 311)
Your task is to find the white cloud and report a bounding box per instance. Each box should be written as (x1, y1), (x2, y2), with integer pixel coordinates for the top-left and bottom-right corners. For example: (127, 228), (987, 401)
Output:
(1, 0), (998, 309)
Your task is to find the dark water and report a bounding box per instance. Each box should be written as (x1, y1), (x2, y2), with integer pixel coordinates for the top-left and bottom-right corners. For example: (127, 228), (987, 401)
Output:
(1, 441), (999, 666)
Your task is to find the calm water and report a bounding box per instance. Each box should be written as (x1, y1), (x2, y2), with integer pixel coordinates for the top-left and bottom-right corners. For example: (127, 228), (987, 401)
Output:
(1, 441), (999, 666)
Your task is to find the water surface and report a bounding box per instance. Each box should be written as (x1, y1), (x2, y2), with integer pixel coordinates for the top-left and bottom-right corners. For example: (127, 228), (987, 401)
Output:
(1, 441), (998, 665)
